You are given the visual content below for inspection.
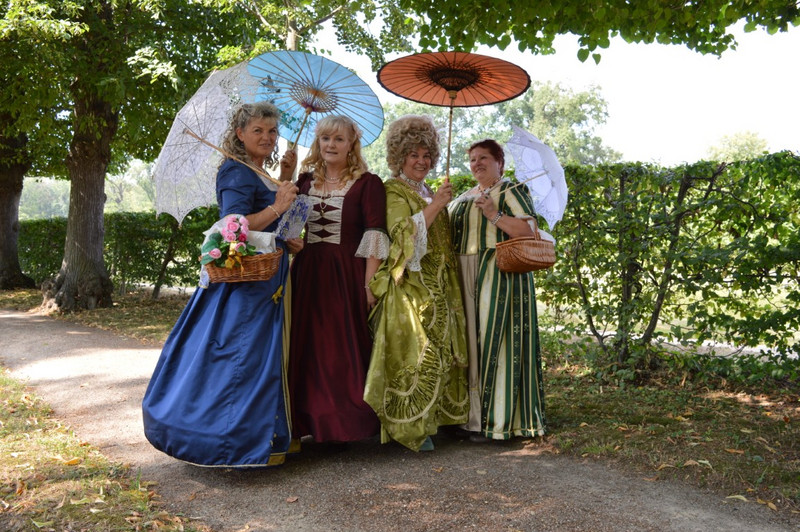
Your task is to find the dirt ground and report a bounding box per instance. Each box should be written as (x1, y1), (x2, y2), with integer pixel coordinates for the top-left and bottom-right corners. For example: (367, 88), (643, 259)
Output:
(1, 308), (798, 532)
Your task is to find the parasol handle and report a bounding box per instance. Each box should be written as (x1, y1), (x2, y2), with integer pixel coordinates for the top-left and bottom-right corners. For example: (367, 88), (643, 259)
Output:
(445, 90), (457, 183)
(183, 128), (281, 185)
(291, 108), (313, 149)
(445, 105), (454, 182)
(502, 170), (548, 194)
(446, 170), (548, 206)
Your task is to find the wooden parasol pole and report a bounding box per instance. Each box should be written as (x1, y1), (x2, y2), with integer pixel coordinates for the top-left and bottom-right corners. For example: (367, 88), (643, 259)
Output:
(291, 107), (313, 149)
(445, 90), (457, 183)
(183, 128), (281, 185)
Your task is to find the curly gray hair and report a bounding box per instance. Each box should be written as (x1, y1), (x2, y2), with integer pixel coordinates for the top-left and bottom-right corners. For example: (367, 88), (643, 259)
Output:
(385, 115), (441, 177)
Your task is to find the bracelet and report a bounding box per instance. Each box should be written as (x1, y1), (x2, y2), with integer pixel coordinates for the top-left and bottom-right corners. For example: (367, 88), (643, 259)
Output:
(267, 205), (280, 218)
(490, 211), (503, 225)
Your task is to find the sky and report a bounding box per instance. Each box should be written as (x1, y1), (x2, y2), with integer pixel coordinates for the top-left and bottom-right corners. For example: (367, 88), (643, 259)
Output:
(312, 23), (799, 165)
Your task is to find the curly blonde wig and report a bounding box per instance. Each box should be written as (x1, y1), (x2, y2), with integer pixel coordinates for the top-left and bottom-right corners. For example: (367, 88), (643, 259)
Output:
(220, 102), (281, 169)
(385, 115), (440, 178)
(300, 115), (368, 184)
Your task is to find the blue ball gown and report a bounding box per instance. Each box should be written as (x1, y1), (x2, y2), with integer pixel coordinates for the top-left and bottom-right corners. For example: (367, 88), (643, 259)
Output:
(142, 160), (293, 467)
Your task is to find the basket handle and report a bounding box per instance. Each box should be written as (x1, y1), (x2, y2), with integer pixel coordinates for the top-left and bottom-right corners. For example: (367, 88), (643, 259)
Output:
(519, 216), (542, 240)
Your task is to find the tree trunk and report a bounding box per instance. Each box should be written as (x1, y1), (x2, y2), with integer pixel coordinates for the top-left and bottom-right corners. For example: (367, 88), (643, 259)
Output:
(42, 94), (117, 311)
(615, 168), (637, 366)
(152, 218), (181, 300)
(0, 124), (35, 289)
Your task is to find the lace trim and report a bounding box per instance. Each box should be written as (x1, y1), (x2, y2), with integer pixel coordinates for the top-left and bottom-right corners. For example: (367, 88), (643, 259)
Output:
(407, 211), (428, 272)
(356, 229), (390, 260)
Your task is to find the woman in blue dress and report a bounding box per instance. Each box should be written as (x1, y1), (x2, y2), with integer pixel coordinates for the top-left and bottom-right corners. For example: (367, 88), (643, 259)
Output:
(142, 102), (301, 467)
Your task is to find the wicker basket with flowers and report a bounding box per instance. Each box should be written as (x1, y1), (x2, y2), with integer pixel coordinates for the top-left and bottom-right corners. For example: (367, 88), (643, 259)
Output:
(200, 214), (282, 283)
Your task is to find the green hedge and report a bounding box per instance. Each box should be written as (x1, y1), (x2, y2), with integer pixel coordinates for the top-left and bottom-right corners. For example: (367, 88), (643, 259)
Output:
(19, 208), (219, 292)
(17, 152), (800, 365)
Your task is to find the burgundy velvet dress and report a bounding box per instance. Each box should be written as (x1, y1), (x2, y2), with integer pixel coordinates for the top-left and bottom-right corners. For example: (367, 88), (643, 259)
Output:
(289, 171), (386, 442)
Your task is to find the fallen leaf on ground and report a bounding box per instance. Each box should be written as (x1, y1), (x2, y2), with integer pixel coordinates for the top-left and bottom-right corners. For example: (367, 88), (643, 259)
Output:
(286, 496), (298, 503)
(726, 495), (748, 502)
(725, 448), (745, 454)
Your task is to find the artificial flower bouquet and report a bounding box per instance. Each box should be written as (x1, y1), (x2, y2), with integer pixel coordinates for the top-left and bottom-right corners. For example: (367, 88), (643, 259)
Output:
(199, 214), (282, 284)
(200, 214), (257, 269)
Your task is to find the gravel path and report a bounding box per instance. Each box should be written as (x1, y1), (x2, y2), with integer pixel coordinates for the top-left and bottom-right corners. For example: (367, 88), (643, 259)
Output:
(1, 309), (797, 532)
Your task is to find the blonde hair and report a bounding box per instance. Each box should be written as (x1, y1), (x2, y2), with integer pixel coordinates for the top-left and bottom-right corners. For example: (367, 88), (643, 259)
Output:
(220, 102), (281, 168)
(385, 115), (440, 177)
(300, 115), (368, 184)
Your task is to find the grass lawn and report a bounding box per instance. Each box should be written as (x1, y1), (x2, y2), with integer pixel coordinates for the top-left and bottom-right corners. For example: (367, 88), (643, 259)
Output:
(1, 287), (798, 528)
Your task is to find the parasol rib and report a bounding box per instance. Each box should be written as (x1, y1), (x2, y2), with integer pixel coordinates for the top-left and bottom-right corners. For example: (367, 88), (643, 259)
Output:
(183, 128), (280, 185)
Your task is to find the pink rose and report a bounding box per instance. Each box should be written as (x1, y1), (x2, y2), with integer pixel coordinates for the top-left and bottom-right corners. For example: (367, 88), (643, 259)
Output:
(236, 242), (246, 253)
(221, 229), (236, 242)
(226, 220), (240, 232)
(208, 248), (222, 259)
(239, 216), (249, 228)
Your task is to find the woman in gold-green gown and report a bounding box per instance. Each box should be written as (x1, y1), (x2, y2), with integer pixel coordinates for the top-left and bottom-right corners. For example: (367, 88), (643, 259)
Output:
(365, 115), (469, 452)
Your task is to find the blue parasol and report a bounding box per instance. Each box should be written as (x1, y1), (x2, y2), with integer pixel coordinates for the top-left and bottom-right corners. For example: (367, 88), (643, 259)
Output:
(247, 51), (384, 148)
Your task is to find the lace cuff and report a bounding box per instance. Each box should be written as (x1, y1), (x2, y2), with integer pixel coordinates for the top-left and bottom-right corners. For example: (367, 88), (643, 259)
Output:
(355, 229), (390, 260)
(406, 212), (428, 272)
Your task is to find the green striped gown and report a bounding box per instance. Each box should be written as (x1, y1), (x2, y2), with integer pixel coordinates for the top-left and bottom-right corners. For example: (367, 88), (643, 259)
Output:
(449, 180), (546, 439)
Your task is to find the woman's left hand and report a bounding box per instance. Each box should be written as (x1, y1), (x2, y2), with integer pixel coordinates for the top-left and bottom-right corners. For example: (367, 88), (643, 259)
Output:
(365, 286), (377, 310)
(286, 238), (304, 255)
(279, 149), (297, 181)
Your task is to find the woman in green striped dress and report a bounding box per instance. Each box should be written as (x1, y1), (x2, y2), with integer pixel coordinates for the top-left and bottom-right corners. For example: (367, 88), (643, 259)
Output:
(448, 138), (546, 442)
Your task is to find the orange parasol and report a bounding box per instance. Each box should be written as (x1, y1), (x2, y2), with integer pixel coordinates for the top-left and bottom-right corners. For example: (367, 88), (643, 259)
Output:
(377, 51), (530, 178)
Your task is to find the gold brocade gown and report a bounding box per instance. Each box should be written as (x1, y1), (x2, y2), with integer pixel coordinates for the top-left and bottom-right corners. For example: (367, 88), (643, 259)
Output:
(365, 178), (469, 451)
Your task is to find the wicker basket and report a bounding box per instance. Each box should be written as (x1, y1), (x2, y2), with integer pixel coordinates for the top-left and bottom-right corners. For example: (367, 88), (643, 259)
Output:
(205, 249), (283, 283)
(495, 218), (555, 273)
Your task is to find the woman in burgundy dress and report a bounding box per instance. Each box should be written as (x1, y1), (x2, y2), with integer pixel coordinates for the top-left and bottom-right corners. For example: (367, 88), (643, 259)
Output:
(289, 115), (389, 444)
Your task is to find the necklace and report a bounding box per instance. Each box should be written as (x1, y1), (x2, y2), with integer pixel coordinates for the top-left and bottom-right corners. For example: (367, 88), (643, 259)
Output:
(477, 177), (501, 195)
(398, 173), (425, 192)
(324, 175), (341, 184)
(318, 180), (339, 216)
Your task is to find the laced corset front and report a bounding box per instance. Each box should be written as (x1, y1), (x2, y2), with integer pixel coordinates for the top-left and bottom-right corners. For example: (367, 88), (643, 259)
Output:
(305, 179), (355, 244)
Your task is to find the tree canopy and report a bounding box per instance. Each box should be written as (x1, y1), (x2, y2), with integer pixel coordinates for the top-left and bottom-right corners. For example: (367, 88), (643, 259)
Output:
(707, 131), (770, 162)
(407, 0), (800, 62)
(204, 0), (417, 67)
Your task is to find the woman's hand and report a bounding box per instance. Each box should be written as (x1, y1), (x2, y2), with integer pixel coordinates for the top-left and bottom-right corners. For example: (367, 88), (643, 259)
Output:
(365, 286), (377, 310)
(279, 149), (297, 181)
(273, 181), (298, 214)
(474, 194), (499, 221)
(422, 178), (452, 228)
(286, 238), (304, 255)
(431, 179), (452, 210)
(475, 194), (536, 238)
